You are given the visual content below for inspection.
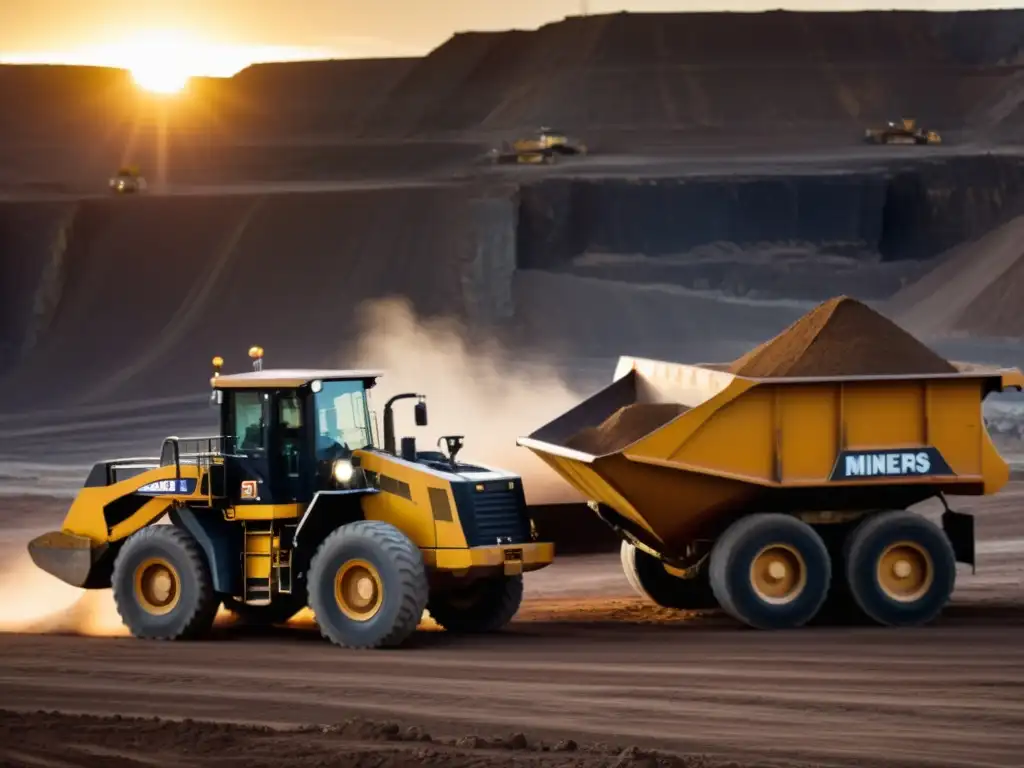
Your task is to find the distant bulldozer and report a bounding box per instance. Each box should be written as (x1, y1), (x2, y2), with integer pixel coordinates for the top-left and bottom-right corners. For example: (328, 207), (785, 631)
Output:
(488, 127), (588, 164)
(109, 166), (148, 193)
(864, 118), (941, 146)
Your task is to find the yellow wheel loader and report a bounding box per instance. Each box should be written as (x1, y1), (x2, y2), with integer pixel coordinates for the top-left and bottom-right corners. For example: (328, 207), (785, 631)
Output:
(28, 348), (553, 648)
(488, 126), (588, 165)
(864, 118), (941, 146)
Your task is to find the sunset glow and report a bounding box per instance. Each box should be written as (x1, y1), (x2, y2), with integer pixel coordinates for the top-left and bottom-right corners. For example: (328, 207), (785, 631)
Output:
(0, 29), (334, 91)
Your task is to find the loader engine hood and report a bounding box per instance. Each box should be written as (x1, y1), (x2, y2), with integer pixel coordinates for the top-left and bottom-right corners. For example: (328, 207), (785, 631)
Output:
(353, 447), (533, 548)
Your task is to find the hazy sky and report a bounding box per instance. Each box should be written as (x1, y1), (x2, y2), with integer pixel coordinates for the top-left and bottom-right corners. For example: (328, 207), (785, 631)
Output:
(2, 0), (1020, 73)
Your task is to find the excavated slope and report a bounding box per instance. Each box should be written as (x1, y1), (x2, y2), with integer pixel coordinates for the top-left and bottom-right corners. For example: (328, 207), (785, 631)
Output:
(887, 214), (1024, 339)
(0, 187), (471, 412)
(355, 10), (1024, 140)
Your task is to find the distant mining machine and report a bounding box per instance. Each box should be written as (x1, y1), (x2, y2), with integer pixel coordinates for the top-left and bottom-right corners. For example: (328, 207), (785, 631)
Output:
(27, 347), (553, 649)
(864, 118), (941, 146)
(109, 166), (148, 193)
(489, 126), (588, 164)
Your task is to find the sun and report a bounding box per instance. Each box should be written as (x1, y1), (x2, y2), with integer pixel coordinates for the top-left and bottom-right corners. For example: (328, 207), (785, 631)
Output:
(131, 62), (190, 94)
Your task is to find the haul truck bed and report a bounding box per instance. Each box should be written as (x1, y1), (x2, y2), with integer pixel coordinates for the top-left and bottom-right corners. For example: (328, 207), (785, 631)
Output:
(518, 355), (1024, 630)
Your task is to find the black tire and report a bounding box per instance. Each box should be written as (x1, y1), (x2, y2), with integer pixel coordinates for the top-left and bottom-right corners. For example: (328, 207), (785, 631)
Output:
(843, 511), (956, 627)
(620, 541), (717, 610)
(111, 525), (220, 640)
(427, 575), (523, 633)
(806, 522), (870, 626)
(307, 520), (428, 649)
(223, 592), (306, 626)
(709, 513), (831, 630)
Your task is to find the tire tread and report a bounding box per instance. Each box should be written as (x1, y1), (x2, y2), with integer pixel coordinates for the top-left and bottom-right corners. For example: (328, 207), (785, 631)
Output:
(308, 520), (428, 649)
(111, 525), (219, 641)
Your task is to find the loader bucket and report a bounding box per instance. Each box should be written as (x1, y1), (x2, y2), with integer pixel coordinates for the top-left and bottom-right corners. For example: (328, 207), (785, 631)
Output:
(27, 530), (112, 589)
(519, 356), (1023, 559)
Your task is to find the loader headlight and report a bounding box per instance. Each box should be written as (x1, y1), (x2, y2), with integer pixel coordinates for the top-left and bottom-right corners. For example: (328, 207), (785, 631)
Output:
(333, 459), (355, 485)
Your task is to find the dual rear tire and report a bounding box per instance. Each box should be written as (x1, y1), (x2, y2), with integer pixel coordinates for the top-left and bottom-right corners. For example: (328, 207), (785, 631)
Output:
(634, 510), (957, 631)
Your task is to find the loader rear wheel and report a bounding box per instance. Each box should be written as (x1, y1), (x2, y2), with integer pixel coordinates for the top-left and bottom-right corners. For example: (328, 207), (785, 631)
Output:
(111, 526), (219, 640)
(843, 511), (955, 627)
(307, 521), (428, 649)
(709, 513), (830, 630)
(427, 575), (523, 633)
(620, 541), (717, 610)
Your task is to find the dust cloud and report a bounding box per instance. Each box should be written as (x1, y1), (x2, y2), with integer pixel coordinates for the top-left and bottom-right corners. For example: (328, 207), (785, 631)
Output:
(349, 298), (588, 505)
(0, 551), (128, 636)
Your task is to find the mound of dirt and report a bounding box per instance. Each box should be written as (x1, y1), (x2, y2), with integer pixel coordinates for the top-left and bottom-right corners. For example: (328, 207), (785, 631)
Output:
(566, 403), (689, 455)
(0, 709), (708, 768)
(885, 214), (1024, 339)
(728, 295), (956, 378)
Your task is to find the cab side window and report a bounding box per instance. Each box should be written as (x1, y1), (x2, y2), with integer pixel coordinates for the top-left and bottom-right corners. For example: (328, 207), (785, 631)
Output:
(233, 392), (265, 452)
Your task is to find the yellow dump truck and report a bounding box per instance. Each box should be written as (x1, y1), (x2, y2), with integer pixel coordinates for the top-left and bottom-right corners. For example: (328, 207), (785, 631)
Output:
(518, 355), (1023, 630)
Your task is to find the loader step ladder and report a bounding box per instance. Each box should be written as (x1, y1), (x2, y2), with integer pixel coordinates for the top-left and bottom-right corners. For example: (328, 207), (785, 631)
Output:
(242, 521), (294, 605)
(242, 521), (274, 605)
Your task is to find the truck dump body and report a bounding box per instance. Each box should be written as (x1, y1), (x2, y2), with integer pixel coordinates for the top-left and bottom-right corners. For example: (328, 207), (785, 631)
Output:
(519, 295), (1024, 558)
(520, 357), (1021, 552)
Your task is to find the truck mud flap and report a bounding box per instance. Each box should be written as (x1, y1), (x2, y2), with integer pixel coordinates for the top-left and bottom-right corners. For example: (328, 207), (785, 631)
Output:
(941, 509), (976, 574)
(27, 530), (114, 589)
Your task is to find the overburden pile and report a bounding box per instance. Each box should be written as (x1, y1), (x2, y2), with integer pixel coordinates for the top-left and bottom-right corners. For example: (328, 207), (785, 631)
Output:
(567, 297), (955, 455)
(728, 296), (957, 378)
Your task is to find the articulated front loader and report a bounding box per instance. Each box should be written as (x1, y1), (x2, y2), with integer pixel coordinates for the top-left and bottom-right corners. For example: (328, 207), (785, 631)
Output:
(29, 348), (553, 648)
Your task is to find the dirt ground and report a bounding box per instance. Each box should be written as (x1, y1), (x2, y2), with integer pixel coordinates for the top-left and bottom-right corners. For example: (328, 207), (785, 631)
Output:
(2, 487), (1024, 767)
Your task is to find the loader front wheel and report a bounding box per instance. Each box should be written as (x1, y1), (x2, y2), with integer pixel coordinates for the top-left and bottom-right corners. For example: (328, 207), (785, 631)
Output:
(620, 541), (717, 610)
(427, 575), (523, 633)
(843, 511), (955, 627)
(709, 513), (830, 630)
(307, 521), (428, 649)
(111, 526), (220, 640)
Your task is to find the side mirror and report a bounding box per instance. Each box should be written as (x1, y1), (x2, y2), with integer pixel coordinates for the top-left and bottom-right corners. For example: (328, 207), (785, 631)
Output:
(414, 399), (428, 427)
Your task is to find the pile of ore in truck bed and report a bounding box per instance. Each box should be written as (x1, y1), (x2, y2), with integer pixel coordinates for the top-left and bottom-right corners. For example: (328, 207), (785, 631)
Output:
(566, 296), (956, 455)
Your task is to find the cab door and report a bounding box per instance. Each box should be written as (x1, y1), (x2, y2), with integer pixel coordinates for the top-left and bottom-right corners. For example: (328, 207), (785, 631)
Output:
(270, 390), (310, 503)
(225, 389), (273, 504)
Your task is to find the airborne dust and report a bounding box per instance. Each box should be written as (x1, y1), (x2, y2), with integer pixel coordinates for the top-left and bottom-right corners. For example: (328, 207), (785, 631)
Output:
(0, 297), (590, 635)
(350, 297), (588, 506)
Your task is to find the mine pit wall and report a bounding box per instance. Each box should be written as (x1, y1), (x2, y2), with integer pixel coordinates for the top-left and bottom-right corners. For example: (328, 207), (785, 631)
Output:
(517, 156), (1024, 268)
(0, 201), (78, 375)
(0, 187), (486, 413)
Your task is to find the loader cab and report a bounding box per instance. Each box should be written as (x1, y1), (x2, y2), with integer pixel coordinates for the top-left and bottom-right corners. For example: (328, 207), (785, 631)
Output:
(211, 365), (382, 506)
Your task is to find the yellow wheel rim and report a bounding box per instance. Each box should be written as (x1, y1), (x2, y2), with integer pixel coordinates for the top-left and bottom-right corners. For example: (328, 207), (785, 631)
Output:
(334, 559), (383, 621)
(877, 541), (933, 602)
(134, 557), (181, 616)
(750, 544), (807, 605)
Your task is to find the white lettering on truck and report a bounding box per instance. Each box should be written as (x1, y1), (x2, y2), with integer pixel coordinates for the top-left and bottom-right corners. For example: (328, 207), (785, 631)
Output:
(844, 451), (931, 477)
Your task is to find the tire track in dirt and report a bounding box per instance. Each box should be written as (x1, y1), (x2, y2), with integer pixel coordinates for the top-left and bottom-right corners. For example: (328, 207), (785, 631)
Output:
(1, 599), (1022, 767)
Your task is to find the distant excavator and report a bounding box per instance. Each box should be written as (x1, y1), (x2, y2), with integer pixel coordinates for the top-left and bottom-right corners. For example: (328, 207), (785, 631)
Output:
(109, 166), (148, 194)
(488, 127), (588, 165)
(864, 118), (942, 146)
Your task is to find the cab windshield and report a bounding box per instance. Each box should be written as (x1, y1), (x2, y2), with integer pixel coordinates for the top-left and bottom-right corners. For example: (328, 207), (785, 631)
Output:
(313, 380), (373, 460)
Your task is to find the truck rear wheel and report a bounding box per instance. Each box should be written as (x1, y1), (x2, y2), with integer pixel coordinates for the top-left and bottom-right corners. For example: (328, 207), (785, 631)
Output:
(427, 575), (523, 633)
(307, 521), (428, 649)
(709, 513), (831, 630)
(620, 541), (717, 610)
(111, 525), (220, 640)
(843, 511), (956, 627)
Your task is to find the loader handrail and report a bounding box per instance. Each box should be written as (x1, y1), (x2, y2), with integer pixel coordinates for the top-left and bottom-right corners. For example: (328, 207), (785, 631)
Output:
(160, 435), (226, 478)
